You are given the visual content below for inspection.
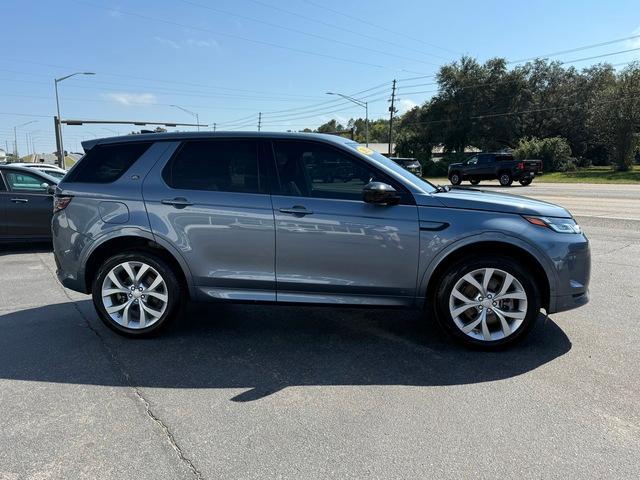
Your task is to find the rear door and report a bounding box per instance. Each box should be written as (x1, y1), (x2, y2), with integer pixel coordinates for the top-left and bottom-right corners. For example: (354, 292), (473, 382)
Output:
(2, 169), (54, 238)
(143, 138), (276, 301)
(476, 154), (496, 178)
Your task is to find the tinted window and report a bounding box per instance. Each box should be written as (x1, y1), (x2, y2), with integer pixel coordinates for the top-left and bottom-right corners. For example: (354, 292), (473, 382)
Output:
(4, 171), (49, 192)
(495, 154), (514, 162)
(163, 140), (260, 193)
(65, 142), (151, 183)
(273, 140), (400, 201)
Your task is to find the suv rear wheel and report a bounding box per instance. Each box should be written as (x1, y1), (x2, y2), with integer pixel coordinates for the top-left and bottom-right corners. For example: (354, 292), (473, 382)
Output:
(92, 251), (182, 337)
(470, 179), (480, 185)
(434, 255), (540, 349)
(519, 177), (533, 186)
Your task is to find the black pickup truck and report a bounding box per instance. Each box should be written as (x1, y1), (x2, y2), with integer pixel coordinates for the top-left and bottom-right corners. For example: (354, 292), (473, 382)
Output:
(447, 153), (543, 186)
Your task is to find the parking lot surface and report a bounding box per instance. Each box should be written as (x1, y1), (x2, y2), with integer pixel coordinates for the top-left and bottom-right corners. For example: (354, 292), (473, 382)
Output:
(1, 183), (639, 479)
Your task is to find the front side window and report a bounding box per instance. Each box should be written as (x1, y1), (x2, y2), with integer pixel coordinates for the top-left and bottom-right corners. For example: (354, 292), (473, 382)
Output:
(65, 142), (152, 184)
(467, 156), (478, 165)
(163, 140), (260, 193)
(273, 141), (397, 201)
(4, 171), (49, 192)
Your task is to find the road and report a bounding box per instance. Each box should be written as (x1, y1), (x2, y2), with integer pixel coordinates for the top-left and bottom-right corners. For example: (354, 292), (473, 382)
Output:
(466, 180), (640, 221)
(1, 183), (639, 479)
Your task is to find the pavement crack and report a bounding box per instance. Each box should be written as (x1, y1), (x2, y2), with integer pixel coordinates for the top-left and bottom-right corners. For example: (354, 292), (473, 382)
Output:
(36, 253), (205, 480)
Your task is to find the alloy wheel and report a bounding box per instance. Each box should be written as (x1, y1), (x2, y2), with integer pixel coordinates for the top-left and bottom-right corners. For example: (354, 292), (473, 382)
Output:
(101, 261), (169, 329)
(448, 268), (528, 342)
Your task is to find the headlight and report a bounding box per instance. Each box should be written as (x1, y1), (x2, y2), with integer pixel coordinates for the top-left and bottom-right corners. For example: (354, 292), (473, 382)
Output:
(523, 216), (581, 234)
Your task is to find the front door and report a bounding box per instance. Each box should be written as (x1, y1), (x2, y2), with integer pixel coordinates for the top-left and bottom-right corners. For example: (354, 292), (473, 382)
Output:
(270, 140), (420, 306)
(143, 139), (276, 301)
(1, 169), (54, 239)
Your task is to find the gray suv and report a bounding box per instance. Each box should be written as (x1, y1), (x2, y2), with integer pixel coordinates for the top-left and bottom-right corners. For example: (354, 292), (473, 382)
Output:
(52, 132), (590, 348)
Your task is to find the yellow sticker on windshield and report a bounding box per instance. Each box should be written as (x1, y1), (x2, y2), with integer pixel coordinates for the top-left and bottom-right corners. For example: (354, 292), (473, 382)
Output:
(356, 146), (374, 155)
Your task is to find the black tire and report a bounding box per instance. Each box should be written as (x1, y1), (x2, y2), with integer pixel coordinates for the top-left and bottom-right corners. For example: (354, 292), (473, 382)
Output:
(92, 250), (182, 337)
(499, 172), (513, 186)
(433, 255), (541, 349)
(519, 177), (533, 186)
(449, 172), (462, 185)
(470, 179), (480, 185)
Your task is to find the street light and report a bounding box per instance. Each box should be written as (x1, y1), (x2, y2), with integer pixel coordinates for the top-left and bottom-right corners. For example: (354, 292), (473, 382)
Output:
(13, 120), (37, 159)
(326, 92), (369, 146)
(55, 72), (95, 167)
(170, 105), (200, 132)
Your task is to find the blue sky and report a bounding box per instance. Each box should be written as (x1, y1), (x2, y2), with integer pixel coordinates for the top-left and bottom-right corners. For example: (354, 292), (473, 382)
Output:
(2, 0), (639, 154)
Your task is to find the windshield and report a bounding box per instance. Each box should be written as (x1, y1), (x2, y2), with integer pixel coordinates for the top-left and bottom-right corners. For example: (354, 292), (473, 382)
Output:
(345, 142), (436, 193)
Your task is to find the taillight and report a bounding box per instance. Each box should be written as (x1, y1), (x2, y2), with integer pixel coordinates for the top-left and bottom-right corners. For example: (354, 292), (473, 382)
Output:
(517, 162), (524, 170)
(53, 196), (73, 213)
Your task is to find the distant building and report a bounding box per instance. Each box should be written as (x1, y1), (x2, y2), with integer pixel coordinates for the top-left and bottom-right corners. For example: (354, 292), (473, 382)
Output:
(367, 143), (396, 156)
(0, 148), (6, 163)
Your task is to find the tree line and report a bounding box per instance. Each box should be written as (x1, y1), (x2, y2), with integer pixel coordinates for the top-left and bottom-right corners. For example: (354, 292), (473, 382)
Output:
(309, 57), (640, 172)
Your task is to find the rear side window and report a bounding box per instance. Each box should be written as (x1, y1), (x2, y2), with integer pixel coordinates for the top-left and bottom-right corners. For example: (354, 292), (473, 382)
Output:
(162, 140), (260, 193)
(65, 142), (152, 183)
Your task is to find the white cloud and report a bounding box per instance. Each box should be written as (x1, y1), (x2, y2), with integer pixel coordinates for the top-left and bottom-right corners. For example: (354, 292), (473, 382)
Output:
(185, 38), (220, 49)
(154, 36), (180, 49)
(108, 7), (122, 18)
(105, 92), (158, 106)
(398, 98), (418, 114)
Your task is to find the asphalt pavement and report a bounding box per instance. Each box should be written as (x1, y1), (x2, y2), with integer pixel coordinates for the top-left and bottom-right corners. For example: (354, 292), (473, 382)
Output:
(1, 182), (639, 479)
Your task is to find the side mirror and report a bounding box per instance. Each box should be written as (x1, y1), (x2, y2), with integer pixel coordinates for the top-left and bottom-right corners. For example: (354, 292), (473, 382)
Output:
(44, 184), (55, 194)
(363, 182), (400, 205)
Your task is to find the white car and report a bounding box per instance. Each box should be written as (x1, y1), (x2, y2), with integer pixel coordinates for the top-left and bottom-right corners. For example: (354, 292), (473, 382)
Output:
(11, 163), (67, 180)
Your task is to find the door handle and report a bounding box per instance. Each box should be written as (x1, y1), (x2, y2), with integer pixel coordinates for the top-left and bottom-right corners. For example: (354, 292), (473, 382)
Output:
(10, 198), (28, 203)
(279, 206), (313, 216)
(161, 197), (193, 208)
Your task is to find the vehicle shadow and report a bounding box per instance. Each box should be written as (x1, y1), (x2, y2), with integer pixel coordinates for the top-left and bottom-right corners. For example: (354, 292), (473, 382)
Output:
(0, 242), (52, 257)
(0, 300), (571, 402)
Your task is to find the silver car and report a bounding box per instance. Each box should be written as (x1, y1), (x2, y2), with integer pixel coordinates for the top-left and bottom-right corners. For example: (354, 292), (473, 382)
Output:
(52, 132), (590, 348)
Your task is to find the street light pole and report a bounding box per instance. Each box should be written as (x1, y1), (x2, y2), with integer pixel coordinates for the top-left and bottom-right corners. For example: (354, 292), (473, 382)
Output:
(54, 72), (95, 167)
(170, 105), (200, 132)
(326, 92), (369, 146)
(13, 120), (37, 159)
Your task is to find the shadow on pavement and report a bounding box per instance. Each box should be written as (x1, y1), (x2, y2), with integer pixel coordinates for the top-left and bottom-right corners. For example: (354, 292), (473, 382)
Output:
(0, 242), (52, 257)
(0, 300), (571, 402)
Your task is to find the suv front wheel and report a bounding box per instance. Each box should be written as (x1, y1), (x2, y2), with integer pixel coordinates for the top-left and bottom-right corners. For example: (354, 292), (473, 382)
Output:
(434, 255), (540, 348)
(92, 251), (182, 337)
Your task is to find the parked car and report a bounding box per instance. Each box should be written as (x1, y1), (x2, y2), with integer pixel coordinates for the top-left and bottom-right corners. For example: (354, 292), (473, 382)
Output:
(52, 132), (589, 348)
(0, 165), (58, 241)
(390, 157), (423, 177)
(448, 153), (543, 186)
(11, 163), (67, 180)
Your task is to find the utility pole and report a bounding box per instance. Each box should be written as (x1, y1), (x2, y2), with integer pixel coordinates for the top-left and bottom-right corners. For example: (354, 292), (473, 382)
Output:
(213, 123), (217, 132)
(388, 79), (397, 157)
(258, 112), (262, 132)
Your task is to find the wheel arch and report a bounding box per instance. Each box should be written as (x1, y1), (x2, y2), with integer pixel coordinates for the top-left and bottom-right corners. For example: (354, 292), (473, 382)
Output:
(82, 230), (194, 298)
(421, 234), (555, 311)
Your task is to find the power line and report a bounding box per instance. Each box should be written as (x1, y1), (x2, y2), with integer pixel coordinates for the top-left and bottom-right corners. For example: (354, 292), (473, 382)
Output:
(300, 0), (461, 56)
(179, 0), (440, 67)
(73, 0), (425, 72)
(509, 34), (640, 63)
(245, 0), (454, 62)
